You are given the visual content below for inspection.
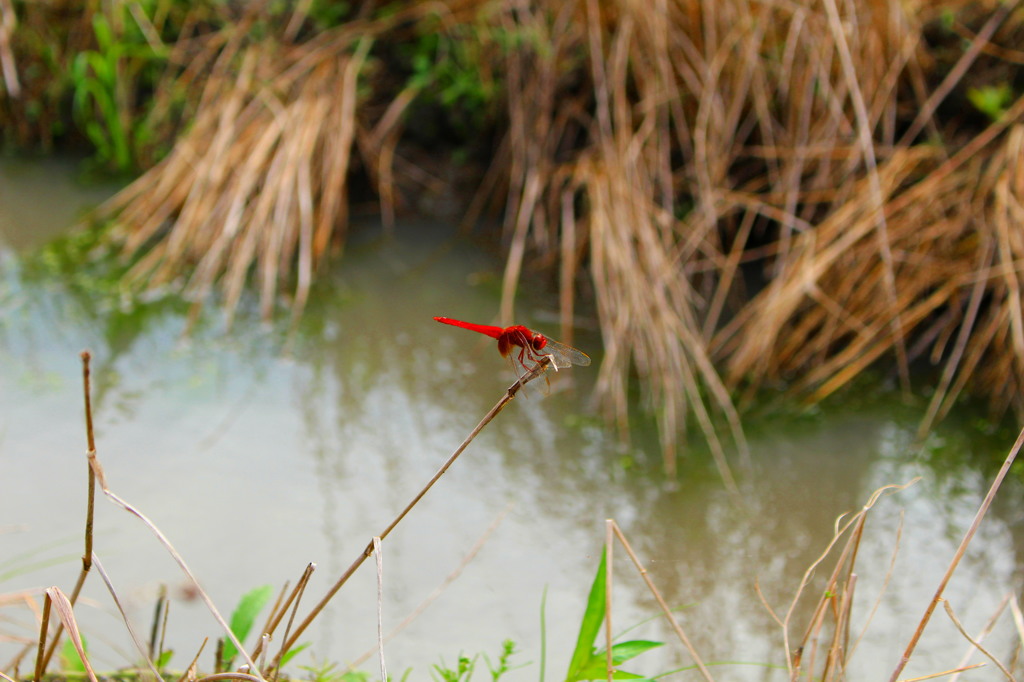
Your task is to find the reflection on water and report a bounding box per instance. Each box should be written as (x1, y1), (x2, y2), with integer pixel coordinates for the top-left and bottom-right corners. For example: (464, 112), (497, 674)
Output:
(1, 159), (1022, 681)
(0, 157), (117, 251)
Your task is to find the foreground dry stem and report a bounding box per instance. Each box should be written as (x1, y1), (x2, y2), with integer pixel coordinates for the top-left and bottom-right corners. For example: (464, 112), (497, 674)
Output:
(19, 351), (551, 681)
(3, 354), (1024, 681)
(596, 438), (1024, 682)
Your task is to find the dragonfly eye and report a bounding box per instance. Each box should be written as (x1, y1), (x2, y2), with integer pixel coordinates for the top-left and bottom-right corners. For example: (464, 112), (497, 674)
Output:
(532, 334), (548, 351)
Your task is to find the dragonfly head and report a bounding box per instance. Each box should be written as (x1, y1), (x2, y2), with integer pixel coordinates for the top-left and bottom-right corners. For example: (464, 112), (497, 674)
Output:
(531, 333), (548, 352)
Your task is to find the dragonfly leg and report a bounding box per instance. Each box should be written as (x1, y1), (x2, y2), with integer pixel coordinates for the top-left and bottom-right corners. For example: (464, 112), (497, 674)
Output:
(525, 346), (558, 372)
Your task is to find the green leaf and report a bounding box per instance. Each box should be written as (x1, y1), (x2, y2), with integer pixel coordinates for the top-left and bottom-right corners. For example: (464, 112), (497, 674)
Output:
(155, 649), (174, 669)
(279, 642), (311, 668)
(221, 584), (274, 667)
(60, 635), (87, 673)
(940, 9), (955, 31)
(572, 642), (662, 681)
(603, 640), (663, 664)
(92, 13), (114, 52)
(565, 551), (607, 681)
(967, 83), (1013, 122)
(572, 661), (652, 681)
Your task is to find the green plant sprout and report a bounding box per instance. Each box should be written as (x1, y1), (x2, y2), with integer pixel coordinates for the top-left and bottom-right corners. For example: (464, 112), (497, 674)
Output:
(431, 639), (522, 682)
(70, 6), (168, 173)
(563, 552), (663, 682)
(967, 83), (1013, 122)
(220, 584), (274, 670)
(59, 635), (88, 674)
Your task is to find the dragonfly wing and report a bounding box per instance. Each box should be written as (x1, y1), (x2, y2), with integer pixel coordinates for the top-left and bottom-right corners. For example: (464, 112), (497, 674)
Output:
(543, 339), (591, 368)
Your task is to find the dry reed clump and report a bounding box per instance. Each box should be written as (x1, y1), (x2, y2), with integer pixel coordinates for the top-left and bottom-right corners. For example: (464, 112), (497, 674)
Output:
(95, 2), (485, 327)
(104, 32), (371, 326)
(490, 0), (1024, 468)
(86, 0), (1024, 468)
(99, 26), (369, 327)
(489, 0), (933, 470)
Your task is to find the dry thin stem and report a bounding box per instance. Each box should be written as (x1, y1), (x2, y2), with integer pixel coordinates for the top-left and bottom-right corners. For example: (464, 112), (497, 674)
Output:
(940, 599), (1016, 681)
(888, 426), (1024, 682)
(250, 563), (316, 665)
(950, 593), (1011, 681)
(175, 638), (208, 682)
(32, 591), (50, 682)
(821, 574), (856, 682)
(898, 663), (986, 682)
(373, 537), (387, 682)
(38, 351), (100, 675)
(257, 634), (270, 673)
(850, 510), (904, 658)
(43, 587), (98, 682)
(91, 553), (163, 679)
(267, 564), (315, 679)
(607, 520), (715, 682)
(81, 366), (99, 531)
(344, 505), (512, 672)
(78, 354), (264, 680)
(86, 453), (264, 679)
(775, 480), (917, 678)
(270, 358), (553, 668)
(1010, 598), (1024, 650)
(195, 674), (264, 682)
(262, 583), (291, 644)
(754, 577), (784, 629)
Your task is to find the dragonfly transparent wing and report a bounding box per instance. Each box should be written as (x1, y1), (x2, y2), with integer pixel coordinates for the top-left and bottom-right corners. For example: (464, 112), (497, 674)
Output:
(540, 338), (591, 369)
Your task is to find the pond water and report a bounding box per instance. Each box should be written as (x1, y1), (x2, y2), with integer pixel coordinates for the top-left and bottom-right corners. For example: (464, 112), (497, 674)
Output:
(1, 158), (1023, 681)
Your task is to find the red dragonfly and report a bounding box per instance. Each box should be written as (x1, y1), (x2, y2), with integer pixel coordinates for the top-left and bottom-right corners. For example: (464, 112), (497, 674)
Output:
(433, 317), (591, 377)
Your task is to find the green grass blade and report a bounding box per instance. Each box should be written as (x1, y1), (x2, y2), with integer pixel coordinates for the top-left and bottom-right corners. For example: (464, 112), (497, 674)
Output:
(539, 585), (548, 682)
(279, 642), (311, 669)
(572, 641), (661, 682)
(603, 640), (663, 664)
(565, 551), (607, 681)
(221, 584), (274, 666)
(60, 635), (87, 673)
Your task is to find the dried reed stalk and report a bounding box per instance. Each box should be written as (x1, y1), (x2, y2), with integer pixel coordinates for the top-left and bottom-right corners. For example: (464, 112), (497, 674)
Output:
(99, 2), (483, 327)
(37, 350), (100, 676)
(889, 425), (1024, 681)
(0, 0), (19, 99)
(491, 0), (952, 470)
(267, 357), (556, 670)
(95, 0), (1024, 470)
(40, 587), (98, 682)
(606, 519), (715, 682)
(78, 353), (265, 681)
(344, 505), (511, 673)
(102, 32), (372, 327)
(755, 479), (917, 680)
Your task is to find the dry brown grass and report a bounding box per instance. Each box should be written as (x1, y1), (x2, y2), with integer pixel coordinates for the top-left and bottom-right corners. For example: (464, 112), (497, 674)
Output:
(90, 2), (486, 328)
(74, 0), (1024, 470)
(489, 0), (1024, 470)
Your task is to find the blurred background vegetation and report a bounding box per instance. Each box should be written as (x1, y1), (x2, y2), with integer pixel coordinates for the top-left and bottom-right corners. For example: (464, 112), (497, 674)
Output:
(2, 0), (1023, 472)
